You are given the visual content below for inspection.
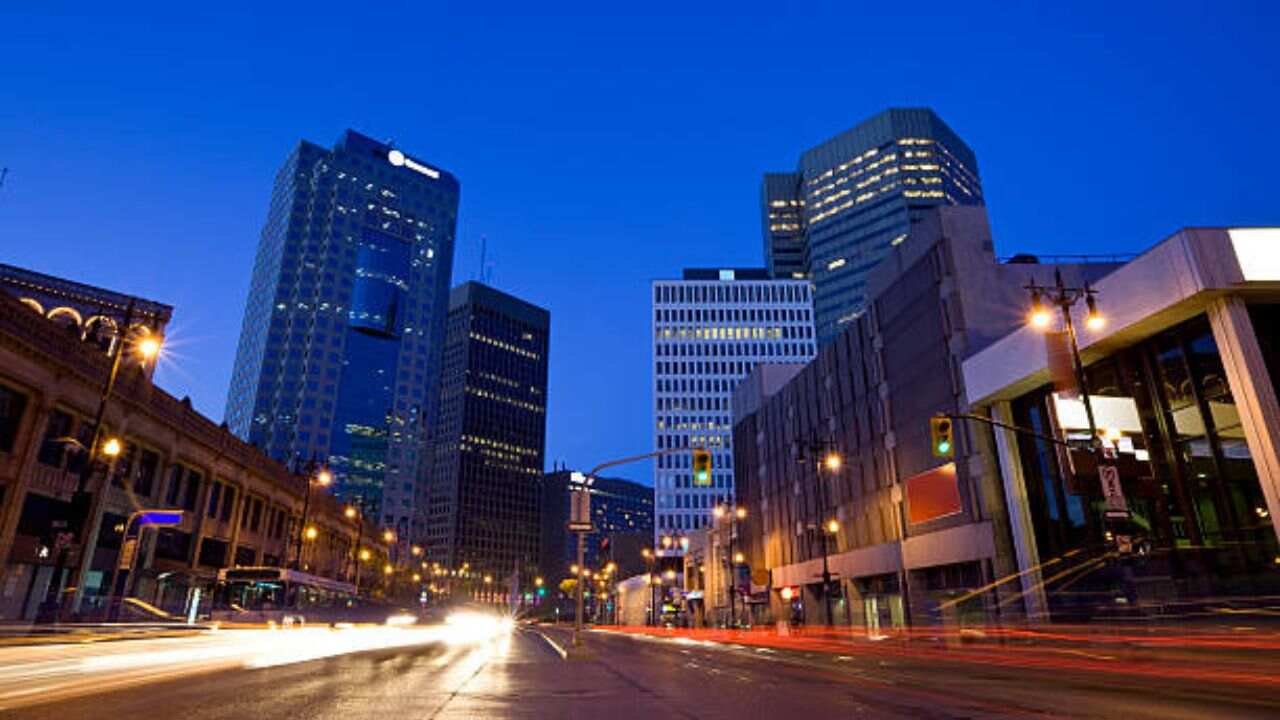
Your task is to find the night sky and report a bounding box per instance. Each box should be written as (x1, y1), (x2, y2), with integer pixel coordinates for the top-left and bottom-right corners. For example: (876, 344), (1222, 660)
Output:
(2, 3), (1277, 485)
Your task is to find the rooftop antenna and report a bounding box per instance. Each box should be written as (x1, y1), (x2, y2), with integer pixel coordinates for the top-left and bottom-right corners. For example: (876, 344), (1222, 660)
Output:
(477, 235), (496, 285)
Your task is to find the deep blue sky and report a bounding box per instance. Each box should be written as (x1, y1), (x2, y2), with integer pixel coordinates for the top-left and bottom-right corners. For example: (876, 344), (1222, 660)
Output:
(2, 3), (1277, 485)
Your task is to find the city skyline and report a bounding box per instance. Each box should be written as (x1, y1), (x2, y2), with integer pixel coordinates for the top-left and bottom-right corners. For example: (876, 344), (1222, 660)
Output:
(3, 4), (1278, 484)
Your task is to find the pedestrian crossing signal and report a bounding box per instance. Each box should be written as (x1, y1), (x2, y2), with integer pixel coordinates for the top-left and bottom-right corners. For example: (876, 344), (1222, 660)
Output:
(930, 416), (954, 458)
(692, 448), (712, 486)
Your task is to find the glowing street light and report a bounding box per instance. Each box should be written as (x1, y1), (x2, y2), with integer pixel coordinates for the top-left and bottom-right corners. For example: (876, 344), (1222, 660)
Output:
(382, 529), (396, 544)
(733, 551), (745, 564)
(304, 526), (318, 541)
(315, 468), (333, 486)
(825, 518), (840, 534)
(101, 437), (123, 458)
(135, 334), (162, 361)
(824, 453), (842, 471)
(383, 564), (393, 575)
(344, 505), (358, 520)
(359, 548), (371, 561)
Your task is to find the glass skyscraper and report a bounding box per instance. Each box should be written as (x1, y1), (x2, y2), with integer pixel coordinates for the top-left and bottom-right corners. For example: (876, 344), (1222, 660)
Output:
(762, 108), (983, 345)
(225, 130), (458, 541)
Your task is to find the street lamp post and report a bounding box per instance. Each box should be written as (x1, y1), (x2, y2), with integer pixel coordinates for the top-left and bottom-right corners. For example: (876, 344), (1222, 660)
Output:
(345, 505), (363, 594)
(1026, 270), (1106, 441)
(292, 463), (331, 570)
(57, 303), (165, 618)
(714, 504), (747, 628)
(641, 548), (655, 626)
(793, 439), (842, 627)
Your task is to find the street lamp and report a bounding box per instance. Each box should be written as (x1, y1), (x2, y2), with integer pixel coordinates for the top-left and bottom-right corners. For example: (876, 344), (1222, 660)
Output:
(101, 437), (123, 458)
(344, 505), (364, 593)
(293, 462), (332, 570)
(54, 303), (166, 617)
(715, 503), (748, 628)
(794, 439), (843, 627)
(1025, 270), (1106, 441)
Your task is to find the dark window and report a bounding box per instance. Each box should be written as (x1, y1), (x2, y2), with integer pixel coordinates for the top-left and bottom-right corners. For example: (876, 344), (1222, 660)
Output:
(0, 383), (29, 453)
(134, 450), (160, 498)
(109, 441), (135, 488)
(208, 482), (222, 518)
(37, 409), (74, 467)
(221, 486), (235, 522)
(198, 538), (228, 567)
(165, 465), (183, 506)
(183, 473), (202, 512)
(154, 528), (192, 562)
(250, 500), (263, 532)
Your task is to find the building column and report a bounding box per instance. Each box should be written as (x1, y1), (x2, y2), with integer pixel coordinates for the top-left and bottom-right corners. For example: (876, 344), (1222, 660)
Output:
(0, 398), (54, 571)
(1206, 297), (1280, 543)
(990, 402), (1050, 622)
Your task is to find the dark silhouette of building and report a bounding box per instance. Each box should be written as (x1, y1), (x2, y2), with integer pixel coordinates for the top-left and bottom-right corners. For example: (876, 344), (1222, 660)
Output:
(427, 283), (549, 583)
(540, 468), (655, 582)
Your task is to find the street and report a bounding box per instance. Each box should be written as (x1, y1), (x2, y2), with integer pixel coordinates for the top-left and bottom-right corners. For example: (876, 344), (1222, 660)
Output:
(4, 619), (1277, 719)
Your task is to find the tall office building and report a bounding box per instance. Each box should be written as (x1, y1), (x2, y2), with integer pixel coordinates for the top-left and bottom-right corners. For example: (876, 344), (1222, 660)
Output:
(760, 174), (806, 280)
(427, 282), (549, 578)
(225, 130), (459, 542)
(651, 268), (814, 544)
(762, 108), (983, 344)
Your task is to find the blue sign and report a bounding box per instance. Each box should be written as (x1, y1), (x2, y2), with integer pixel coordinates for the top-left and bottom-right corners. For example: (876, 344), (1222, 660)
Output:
(137, 510), (183, 527)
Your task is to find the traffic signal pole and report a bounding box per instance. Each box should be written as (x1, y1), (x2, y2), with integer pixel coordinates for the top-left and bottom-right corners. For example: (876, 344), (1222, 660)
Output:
(571, 446), (701, 648)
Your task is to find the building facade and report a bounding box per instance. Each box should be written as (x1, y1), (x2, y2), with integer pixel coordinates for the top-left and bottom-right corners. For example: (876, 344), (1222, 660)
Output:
(0, 287), (386, 621)
(427, 283), (549, 583)
(224, 130), (459, 544)
(762, 108), (983, 345)
(761, 173), (806, 280)
(0, 263), (172, 377)
(652, 268), (815, 544)
(540, 468), (654, 582)
(964, 227), (1280, 621)
(732, 207), (1117, 631)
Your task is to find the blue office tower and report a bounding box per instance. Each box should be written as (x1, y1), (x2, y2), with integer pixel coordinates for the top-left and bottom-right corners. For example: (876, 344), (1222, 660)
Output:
(226, 130), (459, 541)
(762, 108), (983, 345)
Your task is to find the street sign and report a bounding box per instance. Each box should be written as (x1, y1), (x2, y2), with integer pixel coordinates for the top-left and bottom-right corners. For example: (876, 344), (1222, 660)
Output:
(1099, 465), (1129, 518)
(117, 537), (138, 569)
(569, 489), (591, 532)
(136, 509), (183, 527)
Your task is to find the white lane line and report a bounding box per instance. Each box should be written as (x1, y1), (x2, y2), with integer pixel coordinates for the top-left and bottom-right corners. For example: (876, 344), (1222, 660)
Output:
(533, 630), (569, 659)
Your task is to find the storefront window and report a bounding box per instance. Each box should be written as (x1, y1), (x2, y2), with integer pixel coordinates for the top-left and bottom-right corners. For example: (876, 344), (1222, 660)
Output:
(1010, 312), (1280, 619)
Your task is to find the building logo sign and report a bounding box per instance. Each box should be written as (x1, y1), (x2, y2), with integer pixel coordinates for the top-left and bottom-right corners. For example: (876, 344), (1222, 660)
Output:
(387, 149), (441, 179)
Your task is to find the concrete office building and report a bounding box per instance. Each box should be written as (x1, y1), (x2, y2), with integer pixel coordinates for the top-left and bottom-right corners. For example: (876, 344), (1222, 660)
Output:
(732, 206), (1117, 630)
(651, 269), (815, 546)
(427, 283), (549, 582)
(964, 227), (1280, 621)
(762, 108), (983, 344)
(225, 130), (459, 544)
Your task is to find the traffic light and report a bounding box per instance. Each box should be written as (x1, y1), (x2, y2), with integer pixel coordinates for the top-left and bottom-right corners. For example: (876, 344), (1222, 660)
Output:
(930, 416), (954, 458)
(692, 447), (711, 486)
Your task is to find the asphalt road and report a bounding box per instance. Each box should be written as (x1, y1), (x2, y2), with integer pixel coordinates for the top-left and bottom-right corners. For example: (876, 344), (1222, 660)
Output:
(7, 625), (1279, 719)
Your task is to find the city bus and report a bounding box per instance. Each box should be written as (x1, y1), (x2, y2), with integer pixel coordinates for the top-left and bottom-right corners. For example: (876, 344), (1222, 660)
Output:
(213, 567), (360, 625)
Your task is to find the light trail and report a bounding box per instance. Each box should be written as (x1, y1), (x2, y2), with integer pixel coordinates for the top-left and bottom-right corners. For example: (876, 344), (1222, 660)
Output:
(0, 614), (515, 712)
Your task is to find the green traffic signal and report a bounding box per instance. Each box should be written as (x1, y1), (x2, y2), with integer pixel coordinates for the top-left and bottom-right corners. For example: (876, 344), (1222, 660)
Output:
(930, 416), (954, 459)
(691, 447), (712, 486)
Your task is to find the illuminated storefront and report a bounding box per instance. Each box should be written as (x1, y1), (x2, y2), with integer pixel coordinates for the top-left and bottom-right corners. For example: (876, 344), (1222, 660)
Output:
(966, 228), (1280, 621)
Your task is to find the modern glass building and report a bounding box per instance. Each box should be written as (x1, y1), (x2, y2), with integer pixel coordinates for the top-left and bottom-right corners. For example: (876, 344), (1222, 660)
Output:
(651, 268), (814, 547)
(426, 282), (549, 580)
(965, 228), (1280, 621)
(762, 108), (983, 345)
(225, 130), (459, 542)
